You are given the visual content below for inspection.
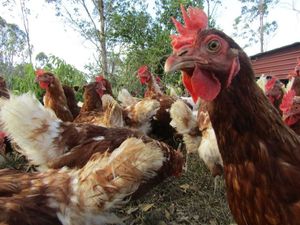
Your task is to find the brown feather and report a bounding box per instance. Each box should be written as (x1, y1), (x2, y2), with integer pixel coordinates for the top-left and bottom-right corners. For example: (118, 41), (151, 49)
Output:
(42, 73), (74, 122)
(63, 85), (80, 118)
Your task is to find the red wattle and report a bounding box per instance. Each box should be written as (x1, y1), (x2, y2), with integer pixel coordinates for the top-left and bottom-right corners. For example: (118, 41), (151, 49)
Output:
(39, 81), (49, 89)
(191, 66), (221, 101)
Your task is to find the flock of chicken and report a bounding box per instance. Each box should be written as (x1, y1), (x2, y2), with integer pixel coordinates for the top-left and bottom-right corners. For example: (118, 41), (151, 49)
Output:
(0, 4), (300, 225)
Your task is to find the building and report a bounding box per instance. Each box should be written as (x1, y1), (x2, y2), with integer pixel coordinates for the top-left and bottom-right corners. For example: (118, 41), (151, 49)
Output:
(250, 42), (300, 80)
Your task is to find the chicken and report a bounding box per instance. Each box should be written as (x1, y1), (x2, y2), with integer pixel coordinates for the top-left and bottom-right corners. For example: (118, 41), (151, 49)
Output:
(170, 99), (222, 177)
(137, 65), (164, 98)
(117, 88), (140, 107)
(75, 82), (159, 133)
(0, 93), (183, 190)
(0, 76), (13, 156)
(73, 79), (121, 126)
(280, 90), (300, 135)
(197, 107), (223, 177)
(169, 99), (201, 154)
(95, 75), (114, 96)
(287, 58), (300, 95)
(264, 77), (285, 114)
(136, 65), (178, 146)
(165, 5), (300, 225)
(256, 74), (267, 92)
(0, 76), (10, 99)
(0, 137), (166, 225)
(63, 85), (80, 118)
(35, 69), (74, 122)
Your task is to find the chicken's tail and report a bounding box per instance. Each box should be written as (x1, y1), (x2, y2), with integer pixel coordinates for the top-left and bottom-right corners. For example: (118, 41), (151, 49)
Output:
(117, 89), (139, 107)
(101, 94), (125, 128)
(170, 99), (201, 153)
(256, 74), (267, 93)
(125, 99), (160, 134)
(77, 137), (164, 219)
(0, 93), (64, 169)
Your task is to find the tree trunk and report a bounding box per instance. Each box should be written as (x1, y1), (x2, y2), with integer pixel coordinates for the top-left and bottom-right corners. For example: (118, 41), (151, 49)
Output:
(19, 0), (32, 64)
(98, 0), (108, 76)
(259, 0), (264, 53)
(206, 0), (210, 27)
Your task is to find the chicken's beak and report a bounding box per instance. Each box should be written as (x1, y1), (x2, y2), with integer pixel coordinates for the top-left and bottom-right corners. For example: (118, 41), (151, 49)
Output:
(164, 52), (208, 74)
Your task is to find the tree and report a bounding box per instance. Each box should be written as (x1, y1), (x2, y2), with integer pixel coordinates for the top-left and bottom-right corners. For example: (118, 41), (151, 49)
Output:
(204, 0), (221, 28)
(111, 0), (205, 96)
(45, 0), (147, 77)
(1, 0), (33, 63)
(233, 0), (279, 52)
(18, 0), (33, 63)
(0, 16), (28, 75)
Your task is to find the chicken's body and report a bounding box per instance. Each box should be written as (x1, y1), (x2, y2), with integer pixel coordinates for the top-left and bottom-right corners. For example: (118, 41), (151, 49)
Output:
(76, 82), (159, 133)
(63, 85), (80, 118)
(0, 93), (183, 198)
(197, 107), (223, 177)
(0, 76), (10, 99)
(280, 90), (300, 135)
(73, 79), (124, 128)
(137, 66), (178, 145)
(0, 137), (165, 225)
(264, 77), (285, 115)
(170, 99), (222, 177)
(165, 6), (300, 225)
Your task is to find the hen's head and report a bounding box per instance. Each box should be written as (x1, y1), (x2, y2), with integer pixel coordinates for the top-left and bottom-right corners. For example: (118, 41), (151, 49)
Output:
(95, 75), (113, 97)
(265, 77), (284, 104)
(164, 5), (241, 102)
(137, 65), (151, 85)
(280, 90), (300, 126)
(35, 69), (55, 89)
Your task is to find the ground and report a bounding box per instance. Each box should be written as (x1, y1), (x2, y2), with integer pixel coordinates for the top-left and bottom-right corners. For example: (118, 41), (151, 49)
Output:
(0, 150), (235, 225)
(119, 154), (234, 225)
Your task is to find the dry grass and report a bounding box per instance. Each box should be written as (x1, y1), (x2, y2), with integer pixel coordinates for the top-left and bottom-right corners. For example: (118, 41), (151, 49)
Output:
(119, 154), (234, 225)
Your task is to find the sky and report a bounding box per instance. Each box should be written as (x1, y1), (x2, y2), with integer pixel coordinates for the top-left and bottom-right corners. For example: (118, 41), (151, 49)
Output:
(1, 0), (300, 72)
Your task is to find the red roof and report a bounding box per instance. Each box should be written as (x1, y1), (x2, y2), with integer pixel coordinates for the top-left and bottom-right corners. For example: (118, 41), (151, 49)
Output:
(250, 42), (300, 79)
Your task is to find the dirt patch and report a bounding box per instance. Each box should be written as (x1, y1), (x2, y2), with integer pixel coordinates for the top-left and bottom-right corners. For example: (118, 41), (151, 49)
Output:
(119, 154), (234, 225)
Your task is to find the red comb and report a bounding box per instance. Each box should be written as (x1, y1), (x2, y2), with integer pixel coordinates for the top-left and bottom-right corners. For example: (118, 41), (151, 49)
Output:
(95, 75), (105, 82)
(171, 5), (208, 52)
(138, 65), (149, 75)
(280, 90), (296, 113)
(35, 69), (46, 76)
(265, 77), (277, 91)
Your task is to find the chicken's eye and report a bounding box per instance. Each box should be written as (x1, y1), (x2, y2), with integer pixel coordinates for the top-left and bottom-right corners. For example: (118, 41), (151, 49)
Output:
(207, 40), (221, 52)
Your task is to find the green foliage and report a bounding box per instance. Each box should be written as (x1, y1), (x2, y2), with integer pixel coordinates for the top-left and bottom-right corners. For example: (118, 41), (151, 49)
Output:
(0, 16), (27, 67)
(8, 63), (44, 100)
(2, 54), (86, 102)
(38, 55), (87, 87)
(109, 0), (204, 97)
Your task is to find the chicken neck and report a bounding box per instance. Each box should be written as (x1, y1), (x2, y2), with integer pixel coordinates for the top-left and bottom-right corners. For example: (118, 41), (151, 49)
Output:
(206, 56), (300, 225)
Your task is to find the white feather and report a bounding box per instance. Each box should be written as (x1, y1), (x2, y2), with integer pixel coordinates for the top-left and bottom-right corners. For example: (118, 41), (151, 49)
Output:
(0, 93), (64, 168)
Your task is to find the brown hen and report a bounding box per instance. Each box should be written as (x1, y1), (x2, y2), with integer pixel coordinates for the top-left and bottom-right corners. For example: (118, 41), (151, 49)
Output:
(35, 69), (74, 122)
(165, 5), (300, 225)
